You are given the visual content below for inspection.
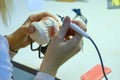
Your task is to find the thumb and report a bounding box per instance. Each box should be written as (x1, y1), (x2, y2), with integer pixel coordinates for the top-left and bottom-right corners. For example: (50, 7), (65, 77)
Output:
(58, 16), (71, 39)
(21, 22), (35, 34)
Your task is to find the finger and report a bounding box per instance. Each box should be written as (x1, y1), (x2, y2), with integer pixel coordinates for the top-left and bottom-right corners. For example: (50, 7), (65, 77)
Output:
(24, 12), (58, 25)
(64, 20), (87, 40)
(74, 33), (83, 43)
(21, 24), (35, 35)
(25, 24), (35, 34)
(72, 20), (87, 32)
(23, 12), (58, 33)
(34, 12), (58, 22)
(58, 16), (70, 39)
(67, 33), (83, 49)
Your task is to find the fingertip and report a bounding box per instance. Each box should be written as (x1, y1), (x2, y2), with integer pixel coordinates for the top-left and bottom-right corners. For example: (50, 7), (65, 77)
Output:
(29, 26), (35, 34)
(63, 16), (70, 22)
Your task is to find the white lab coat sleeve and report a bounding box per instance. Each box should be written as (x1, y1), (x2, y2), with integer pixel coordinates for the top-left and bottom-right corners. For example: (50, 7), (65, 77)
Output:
(0, 35), (13, 80)
(34, 72), (55, 80)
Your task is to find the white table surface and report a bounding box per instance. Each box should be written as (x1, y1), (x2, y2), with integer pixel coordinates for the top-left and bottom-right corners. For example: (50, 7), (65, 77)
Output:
(1, 0), (120, 80)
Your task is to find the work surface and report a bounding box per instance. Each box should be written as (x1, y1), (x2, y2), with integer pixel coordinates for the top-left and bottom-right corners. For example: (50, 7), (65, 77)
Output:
(1, 0), (120, 80)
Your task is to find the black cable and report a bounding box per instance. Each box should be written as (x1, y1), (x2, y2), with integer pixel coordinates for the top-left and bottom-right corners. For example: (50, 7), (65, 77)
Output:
(88, 37), (108, 80)
(30, 38), (43, 58)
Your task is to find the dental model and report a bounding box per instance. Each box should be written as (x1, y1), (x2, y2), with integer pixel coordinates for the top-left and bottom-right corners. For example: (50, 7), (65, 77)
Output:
(30, 17), (59, 45)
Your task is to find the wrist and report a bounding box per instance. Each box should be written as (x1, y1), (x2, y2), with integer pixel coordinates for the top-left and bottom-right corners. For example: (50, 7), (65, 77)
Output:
(6, 35), (20, 52)
(40, 60), (59, 77)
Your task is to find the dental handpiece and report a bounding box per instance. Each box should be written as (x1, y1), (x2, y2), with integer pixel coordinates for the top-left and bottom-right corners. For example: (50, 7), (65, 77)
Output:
(57, 14), (90, 39)
(70, 22), (90, 39)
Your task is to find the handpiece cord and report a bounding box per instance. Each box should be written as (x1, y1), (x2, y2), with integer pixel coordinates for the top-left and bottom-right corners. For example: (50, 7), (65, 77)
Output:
(88, 37), (108, 80)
